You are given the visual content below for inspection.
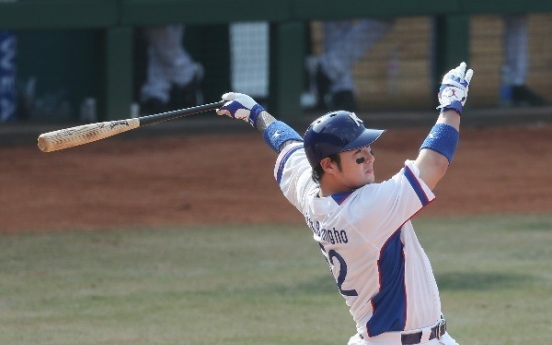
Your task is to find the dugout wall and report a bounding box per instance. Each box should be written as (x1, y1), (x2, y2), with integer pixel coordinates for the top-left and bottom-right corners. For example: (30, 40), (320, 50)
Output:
(1, 0), (552, 123)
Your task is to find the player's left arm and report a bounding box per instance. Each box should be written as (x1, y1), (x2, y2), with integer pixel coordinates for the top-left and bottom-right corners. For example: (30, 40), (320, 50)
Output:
(215, 92), (304, 152)
(415, 62), (474, 189)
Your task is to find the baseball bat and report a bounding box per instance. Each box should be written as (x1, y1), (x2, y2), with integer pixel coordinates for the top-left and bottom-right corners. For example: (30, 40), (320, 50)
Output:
(37, 100), (226, 153)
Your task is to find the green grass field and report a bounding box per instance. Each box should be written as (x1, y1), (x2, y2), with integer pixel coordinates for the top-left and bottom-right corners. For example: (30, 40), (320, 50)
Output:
(1, 215), (551, 345)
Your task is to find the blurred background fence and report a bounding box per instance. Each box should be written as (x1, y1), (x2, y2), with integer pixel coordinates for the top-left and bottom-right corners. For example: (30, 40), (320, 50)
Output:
(0, 0), (551, 125)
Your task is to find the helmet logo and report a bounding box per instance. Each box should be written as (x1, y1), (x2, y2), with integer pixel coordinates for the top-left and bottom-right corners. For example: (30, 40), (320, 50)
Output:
(348, 112), (363, 127)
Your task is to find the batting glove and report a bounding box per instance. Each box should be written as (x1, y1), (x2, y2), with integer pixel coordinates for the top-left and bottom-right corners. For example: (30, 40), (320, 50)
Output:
(216, 92), (265, 127)
(437, 62), (474, 115)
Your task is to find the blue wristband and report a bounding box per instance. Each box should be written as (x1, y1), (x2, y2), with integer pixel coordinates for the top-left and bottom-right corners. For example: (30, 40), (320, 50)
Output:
(248, 104), (265, 127)
(439, 100), (463, 115)
(420, 123), (459, 164)
(263, 121), (303, 153)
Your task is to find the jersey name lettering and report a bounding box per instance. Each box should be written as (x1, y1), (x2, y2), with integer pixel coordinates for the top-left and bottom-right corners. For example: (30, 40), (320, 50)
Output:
(306, 218), (349, 245)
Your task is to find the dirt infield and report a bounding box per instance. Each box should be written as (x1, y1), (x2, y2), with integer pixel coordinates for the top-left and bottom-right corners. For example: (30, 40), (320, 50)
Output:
(1, 122), (551, 233)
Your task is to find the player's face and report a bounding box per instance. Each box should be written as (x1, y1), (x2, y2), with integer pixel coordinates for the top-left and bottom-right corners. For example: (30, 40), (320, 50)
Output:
(337, 146), (376, 188)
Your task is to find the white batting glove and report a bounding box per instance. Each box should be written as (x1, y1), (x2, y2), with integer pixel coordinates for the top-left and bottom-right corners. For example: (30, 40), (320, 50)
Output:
(437, 62), (474, 115)
(216, 92), (265, 127)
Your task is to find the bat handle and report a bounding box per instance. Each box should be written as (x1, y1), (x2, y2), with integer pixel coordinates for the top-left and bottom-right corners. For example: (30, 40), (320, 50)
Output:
(139, 100), (226, 126)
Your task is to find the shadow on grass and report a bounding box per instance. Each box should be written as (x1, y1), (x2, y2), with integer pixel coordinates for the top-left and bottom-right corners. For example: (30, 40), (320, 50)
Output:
(436, 271), (534, 291)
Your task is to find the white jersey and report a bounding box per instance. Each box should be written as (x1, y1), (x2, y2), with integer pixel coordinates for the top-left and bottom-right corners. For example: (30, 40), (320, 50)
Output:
(274, 142), (442, 339)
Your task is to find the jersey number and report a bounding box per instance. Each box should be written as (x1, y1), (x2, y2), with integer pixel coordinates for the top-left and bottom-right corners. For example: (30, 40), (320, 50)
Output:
(328, 249), (358, 297)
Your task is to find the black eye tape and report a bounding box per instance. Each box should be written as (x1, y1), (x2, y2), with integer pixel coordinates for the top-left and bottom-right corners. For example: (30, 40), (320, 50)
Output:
(355, 150), (374, 164)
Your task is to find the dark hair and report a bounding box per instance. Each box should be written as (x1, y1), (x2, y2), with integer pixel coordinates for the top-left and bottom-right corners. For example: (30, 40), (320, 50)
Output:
(311, 153), (341, 182)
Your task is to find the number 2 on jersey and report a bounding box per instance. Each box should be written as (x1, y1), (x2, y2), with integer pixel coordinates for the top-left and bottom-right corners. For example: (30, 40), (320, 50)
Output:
(327, 249), (358, 297)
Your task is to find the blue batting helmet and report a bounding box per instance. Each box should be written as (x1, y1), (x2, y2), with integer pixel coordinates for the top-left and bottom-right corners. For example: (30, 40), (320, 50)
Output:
(303, 111), (385, 168)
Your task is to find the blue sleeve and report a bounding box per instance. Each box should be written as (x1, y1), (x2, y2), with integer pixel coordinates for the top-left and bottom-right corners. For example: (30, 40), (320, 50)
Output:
(419, 123), (459, 164)
(263, 121), (304, 153)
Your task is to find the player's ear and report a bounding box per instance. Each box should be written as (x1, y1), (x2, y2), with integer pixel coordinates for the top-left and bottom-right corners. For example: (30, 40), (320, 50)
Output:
(320, 157), (337, 174)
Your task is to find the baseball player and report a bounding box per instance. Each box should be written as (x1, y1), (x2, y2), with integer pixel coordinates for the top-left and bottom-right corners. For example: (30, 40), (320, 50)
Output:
(309, 19), (395, 111)
(217, 61), (473, 345)
(140, 25), (204, 114)
(501, 14), (545, 106)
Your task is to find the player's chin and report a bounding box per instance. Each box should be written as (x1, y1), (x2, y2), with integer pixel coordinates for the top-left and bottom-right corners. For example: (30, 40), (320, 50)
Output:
(360, 173), (375, 186)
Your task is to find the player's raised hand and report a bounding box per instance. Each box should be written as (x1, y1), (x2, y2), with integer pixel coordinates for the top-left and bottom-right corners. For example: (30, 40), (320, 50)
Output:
(437, 62), (474, 115)
(216, 92), (265, 127)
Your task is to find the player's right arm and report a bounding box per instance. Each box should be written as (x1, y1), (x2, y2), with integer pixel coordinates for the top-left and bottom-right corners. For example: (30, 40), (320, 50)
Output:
(215, 92), (314, 210)
(414, 62), (474, 190)
(215, 92), (303, 152)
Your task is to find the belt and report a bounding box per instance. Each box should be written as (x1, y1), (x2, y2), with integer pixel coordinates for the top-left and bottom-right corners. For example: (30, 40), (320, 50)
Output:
(400, 319), (446, 345)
